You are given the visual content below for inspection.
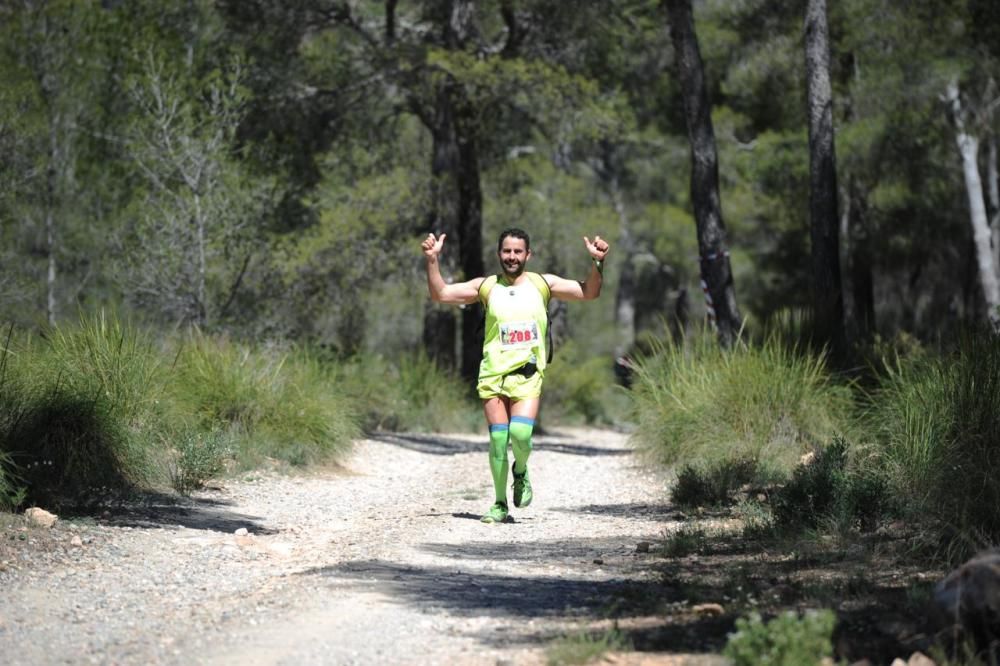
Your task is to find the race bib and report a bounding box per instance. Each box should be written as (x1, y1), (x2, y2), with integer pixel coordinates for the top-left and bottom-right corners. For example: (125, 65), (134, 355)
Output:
(500, 320), (540, 349)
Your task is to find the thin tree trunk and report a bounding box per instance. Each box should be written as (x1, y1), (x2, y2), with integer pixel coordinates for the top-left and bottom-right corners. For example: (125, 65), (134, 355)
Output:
(987, 135), (1000, 278)
(45, 210), (56, 327)
(804, 0), (846, 361)
(848, 179), (875, 340)
(45, 116), (58, 327)
(664, 0), (742, 347)
(609, 176), (636, 359)
(194, 192), (207, 328)
(946, 80), (1000, 331)
(595, 146), (636, 358)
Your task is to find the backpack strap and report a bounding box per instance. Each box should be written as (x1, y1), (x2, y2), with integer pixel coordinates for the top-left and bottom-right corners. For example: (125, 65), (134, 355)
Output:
(477, 274), (499, 307)
(525, 272), (551, 307)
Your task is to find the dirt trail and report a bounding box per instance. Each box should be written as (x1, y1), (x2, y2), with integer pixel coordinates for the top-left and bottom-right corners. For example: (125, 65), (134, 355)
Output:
(0, 427), (721, 665)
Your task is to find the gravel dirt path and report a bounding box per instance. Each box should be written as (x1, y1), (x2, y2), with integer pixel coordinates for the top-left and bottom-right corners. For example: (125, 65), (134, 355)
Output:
(0, 427), (722, 665)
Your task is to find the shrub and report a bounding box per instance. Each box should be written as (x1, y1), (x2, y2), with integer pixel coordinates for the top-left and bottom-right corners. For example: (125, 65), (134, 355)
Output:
(0, 450), (26, 510)
(542, 339), (626, 425)
(869, 330), (1000, 558)
(169, 333), (359, 468)
(334, 351), (480, 433)
(630, 330), (855, 474)
(0, 313), (168, 504)
(671, 456), (758, 508)
(546, 627), (628, 666)
(167, 427), (233, 494)
(770, 438), (893, 532)
(723, 610), (836, 666)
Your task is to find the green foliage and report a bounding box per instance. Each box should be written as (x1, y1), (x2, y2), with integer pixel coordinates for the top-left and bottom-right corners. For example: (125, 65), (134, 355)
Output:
(0, 450), (27, 511)
(723, 610), (837, 666)
(334, 352), (480, 434)
(869, 330), (1000, 558)
(546, 626), (629, 666)
(0, 313), (167, 504)
(166, 426), (232, 495)
(541, 339), (625, 426)
(770, 438), (894, 533)
(630, 331), (855, 473)
(671, 456), (758, 509)
(0, 314), (367, 504)
(663, 526), (709, 558)
(168, 332), (358, 468)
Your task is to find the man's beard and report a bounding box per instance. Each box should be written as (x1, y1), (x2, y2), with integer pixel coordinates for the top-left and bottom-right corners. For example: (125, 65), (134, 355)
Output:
(502, 260), (524, 277)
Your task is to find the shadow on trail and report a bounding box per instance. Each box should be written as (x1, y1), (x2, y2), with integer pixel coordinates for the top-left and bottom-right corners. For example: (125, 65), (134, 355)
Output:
(551, 502), (681, 522)
(59, 490), (277, 534)
(299, 558), (660, 618)
(370, 432), (629, 458)
(298, 557), (737, 653)
(419, 535), (659, 562)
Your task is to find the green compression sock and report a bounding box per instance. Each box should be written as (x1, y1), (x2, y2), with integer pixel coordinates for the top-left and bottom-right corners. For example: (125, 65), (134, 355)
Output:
(488, 424), (510, 504)
(509, 416), (534, 474)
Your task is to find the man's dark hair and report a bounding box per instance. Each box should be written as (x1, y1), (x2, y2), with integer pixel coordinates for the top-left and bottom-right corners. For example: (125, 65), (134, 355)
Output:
(497, 227), (530, 253)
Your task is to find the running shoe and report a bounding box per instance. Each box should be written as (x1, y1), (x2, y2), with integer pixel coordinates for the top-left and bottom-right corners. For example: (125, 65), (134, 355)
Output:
(480, 501), (509, 524)
(512, 464), (533, 508)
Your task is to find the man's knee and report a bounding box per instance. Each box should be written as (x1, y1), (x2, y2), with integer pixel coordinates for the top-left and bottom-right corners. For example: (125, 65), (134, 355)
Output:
(509, 416), (534, 451)
(489, 424), (509, 461)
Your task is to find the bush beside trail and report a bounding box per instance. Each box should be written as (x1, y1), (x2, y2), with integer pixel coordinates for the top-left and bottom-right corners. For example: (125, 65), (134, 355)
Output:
(629, 331), (855, 475)
(0, 314), (481, 508)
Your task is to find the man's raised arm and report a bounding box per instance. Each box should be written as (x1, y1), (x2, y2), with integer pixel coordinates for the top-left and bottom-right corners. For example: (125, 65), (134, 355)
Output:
(546, 235), (611, 301)
(422, 233), (483, 305)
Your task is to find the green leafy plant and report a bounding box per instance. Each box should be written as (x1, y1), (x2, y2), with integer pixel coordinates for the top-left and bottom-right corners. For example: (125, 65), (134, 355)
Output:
(672, 456), (758, 508)
(663, 525), (709, 558)
(334, 351), (480, 433)
(723, 610), (836, 666)
(770, 438), (893, 533)
(546, 627), (629, 666)
(167, 427), (232, 495)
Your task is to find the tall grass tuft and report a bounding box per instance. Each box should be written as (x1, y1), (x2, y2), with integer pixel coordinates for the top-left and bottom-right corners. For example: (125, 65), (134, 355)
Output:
(0, 313), (167, 504)
(168, 332), (359, 468)
(629, 330), (854, 474)
(335, 351), (481, 433)
(870, 329), (1000, 557)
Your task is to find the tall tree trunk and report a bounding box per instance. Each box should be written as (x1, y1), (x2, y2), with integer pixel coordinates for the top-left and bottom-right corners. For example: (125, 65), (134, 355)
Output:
(946, 80), (1000, 331)
(664, 0), (742, 347)
(421, 0), (484, 381)
(804, 0), (846, 361)
(423, 87), (461, 371)
(456, 110), (485, 382)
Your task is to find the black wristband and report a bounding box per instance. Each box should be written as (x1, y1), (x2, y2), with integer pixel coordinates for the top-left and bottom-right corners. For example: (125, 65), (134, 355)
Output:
(592, 258), (604, 274)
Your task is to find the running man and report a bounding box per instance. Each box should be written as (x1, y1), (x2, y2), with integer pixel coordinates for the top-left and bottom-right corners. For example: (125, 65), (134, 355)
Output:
(421, 228), (610, 523)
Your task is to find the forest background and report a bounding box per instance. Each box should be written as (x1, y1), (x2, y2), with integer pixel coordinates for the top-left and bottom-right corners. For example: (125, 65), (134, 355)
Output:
(6, 2), (1000, 661)
(3, 0), (1000, 562)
